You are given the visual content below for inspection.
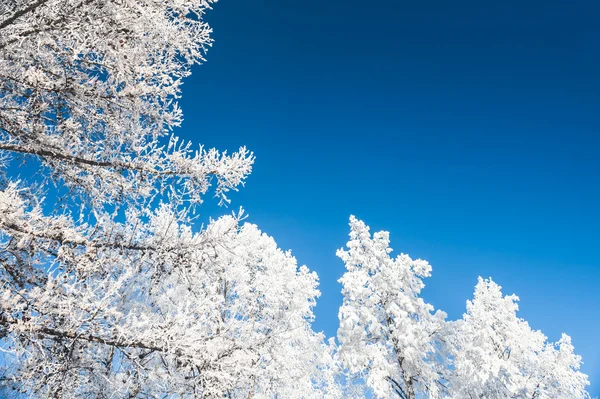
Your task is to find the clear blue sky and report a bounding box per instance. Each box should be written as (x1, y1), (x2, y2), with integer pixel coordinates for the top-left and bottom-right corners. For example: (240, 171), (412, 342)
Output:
(179, 0), (599, 394)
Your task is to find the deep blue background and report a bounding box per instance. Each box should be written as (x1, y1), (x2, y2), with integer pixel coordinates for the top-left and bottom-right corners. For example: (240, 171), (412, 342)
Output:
(179, 0), (599, 394)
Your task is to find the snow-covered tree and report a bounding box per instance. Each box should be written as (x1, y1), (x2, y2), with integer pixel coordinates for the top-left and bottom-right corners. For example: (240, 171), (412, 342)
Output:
(336, 216), (447, 399)
(336, 218), (591, 399)
(0, 200), (340, 397)
(446, 277), (590, 399)
(0, 1), (338, 397)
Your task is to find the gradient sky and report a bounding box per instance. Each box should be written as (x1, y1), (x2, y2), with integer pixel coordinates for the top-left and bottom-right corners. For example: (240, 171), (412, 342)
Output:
(178, 0), (599, 395)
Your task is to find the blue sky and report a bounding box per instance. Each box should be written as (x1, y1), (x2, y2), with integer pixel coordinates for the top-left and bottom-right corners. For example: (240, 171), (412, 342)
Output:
(179, 0), (599, 394)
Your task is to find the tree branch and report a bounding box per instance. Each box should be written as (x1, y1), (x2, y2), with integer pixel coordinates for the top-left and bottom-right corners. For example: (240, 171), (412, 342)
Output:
(0, 0), (50, 31)
(0, 141), (209, 178)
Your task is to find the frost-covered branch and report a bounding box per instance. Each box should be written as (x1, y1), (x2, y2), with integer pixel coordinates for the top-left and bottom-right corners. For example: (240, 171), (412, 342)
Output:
(0, 0), (254, 205)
